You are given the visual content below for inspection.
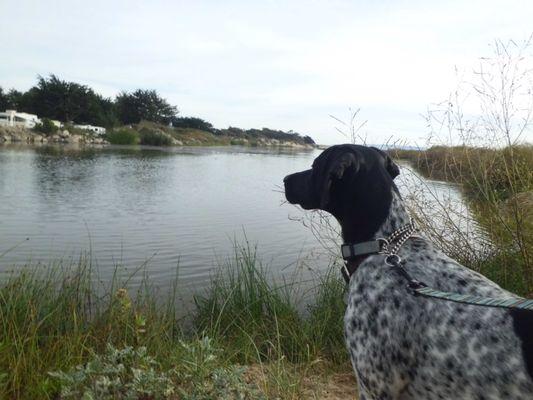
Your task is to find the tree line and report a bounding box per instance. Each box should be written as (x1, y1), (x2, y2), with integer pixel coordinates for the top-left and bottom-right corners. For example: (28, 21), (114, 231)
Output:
(0, 74), (315, 144)
(0, 75), (186, 128)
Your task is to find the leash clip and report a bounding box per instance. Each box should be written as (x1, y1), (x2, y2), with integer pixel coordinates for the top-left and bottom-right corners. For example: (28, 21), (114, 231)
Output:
(385, 254), (401, 266)
(407, 279), (426, 295)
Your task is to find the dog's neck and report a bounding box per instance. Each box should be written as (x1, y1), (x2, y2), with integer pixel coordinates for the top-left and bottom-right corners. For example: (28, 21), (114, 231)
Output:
(341, 189), (411, 244)
(374, 190), (411, 239)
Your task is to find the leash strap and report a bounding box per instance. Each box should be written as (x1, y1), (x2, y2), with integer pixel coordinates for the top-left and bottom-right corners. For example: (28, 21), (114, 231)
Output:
(412, 286), (533, 310)
(386, 246), (533, 311)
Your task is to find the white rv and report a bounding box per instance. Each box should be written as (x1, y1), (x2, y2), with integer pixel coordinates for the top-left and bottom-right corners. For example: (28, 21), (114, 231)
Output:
(73, 124), (106, 135)
(0, 110), (41, 128)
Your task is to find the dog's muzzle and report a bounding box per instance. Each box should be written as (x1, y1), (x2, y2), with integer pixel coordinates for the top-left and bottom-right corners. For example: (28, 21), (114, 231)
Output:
(283, 170), (317, 209)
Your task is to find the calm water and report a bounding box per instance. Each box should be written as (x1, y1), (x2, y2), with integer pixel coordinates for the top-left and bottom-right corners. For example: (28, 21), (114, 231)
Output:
(0, 144), (478, 295)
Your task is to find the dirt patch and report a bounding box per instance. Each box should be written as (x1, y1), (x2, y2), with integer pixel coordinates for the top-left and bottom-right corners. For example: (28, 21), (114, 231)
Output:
(244, 363), (358, 399)
(300, 371), (358, 400)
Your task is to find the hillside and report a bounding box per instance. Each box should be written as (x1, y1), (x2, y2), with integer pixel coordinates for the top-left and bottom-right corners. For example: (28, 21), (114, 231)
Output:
(111, 121), (317, 148)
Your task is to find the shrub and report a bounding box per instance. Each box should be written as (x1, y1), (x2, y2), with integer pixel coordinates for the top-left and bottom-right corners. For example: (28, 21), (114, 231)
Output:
(49, 345), (174, 399)
(172, 337), (264, 399)
(33, 118), (57, 135)
(138, 128), (173, 146)
(106, 129), (139, 145)
(49, 340), (263, 400)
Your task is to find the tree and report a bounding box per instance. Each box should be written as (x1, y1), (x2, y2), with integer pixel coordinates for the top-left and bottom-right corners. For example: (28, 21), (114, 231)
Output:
(0, 87), (7, 110)
(33, 118), (58, 135)
(170, 116), (214, 132)
(0, 87), (23, 110)
(6, 89), (24, 110)
(115, 89), (178, 125)
(19, 75), (117, 127)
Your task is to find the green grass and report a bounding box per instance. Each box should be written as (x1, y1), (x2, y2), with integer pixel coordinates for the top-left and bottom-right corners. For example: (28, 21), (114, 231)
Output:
(0, 260), (184, 398)
(390, 145), (533, 201)
(0, 246), (349, 399)
(106, 129), (140, 145)
(391, 145), (533, 296)
(138, 127), (173, 146)
(193, 244), (348, 366)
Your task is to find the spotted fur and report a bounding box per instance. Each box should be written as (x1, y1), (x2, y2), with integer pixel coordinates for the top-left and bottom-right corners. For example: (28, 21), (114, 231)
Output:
(284, 144), (533, 400)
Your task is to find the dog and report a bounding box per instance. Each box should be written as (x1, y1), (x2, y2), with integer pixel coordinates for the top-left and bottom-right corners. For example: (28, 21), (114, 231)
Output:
(284, 144), (533, 399)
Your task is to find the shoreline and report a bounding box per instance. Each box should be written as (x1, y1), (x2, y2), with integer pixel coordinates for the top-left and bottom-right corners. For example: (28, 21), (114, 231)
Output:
(0, 125), (316, 149)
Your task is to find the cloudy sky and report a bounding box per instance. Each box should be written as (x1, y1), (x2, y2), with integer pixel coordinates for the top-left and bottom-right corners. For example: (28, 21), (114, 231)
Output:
(2, 0), (533, 145)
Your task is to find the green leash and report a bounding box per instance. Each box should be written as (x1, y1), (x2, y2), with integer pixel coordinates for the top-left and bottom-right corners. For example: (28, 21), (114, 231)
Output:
(412, 286), (533, 310)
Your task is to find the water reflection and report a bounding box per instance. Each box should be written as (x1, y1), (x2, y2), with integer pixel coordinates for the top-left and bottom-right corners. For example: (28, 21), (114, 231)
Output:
(0, 145), (320, 295)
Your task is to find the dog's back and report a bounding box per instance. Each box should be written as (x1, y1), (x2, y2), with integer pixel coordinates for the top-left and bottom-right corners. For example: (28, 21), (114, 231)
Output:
(345, 236), (533, 400)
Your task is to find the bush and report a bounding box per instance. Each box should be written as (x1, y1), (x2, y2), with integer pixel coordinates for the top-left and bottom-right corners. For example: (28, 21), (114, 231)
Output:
(49, 340), (263, 400)
(106, 129), (139, 145)
(33, 118), (57, 135)
(172, 337), (264, 399)
(49, 345), (175, 399)
(138, 128), (173, 146)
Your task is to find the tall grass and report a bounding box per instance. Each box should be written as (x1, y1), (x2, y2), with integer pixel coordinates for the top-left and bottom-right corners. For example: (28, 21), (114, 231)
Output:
(391, 145), (533, 296)
(138, 127), (173, 146)
(388, 38), (533, 296)
(106, 129), (139, 145)
(0, 259), (185, 398)
(0, 246), (349, 399)
(193, 244), (348, 366)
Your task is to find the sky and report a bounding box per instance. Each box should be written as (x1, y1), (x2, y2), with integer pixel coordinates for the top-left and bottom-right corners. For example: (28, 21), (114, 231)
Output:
(2, 0), (533, 145)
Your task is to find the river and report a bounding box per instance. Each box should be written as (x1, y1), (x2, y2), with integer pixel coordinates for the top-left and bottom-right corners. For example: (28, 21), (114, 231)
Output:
(0, 144), (480, 296)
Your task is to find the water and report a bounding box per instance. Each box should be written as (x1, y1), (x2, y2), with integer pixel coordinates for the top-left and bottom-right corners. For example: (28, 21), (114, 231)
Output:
(0, 144), (479, 295)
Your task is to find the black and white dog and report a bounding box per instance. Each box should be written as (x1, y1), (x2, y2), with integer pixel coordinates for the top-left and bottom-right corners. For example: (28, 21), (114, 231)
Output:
(284, 144), (533, 399)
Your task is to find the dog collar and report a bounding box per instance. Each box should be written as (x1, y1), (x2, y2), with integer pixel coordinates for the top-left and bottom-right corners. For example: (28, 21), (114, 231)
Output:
(340, 240), (387, 283)
(340, 222), (419, 283)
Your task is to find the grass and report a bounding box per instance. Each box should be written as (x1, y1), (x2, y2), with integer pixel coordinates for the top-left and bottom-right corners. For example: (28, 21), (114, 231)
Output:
(193, 244), (347, 366)
(390, 145), (533, 296)
(138, 127), (173, 146)
(103, 121), (315, 148)
(106, 129), (139, 145)
(0, 246), (350, 399)
(171, 127), (231, 146)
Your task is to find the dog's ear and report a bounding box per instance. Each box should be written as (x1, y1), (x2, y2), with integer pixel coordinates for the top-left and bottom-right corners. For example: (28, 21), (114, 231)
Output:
(385, 154), (400, 179)
(320, 152), (360, 208)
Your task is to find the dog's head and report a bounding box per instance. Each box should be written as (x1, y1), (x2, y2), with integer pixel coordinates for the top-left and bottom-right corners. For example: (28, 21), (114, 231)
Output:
(284, 144), (400, 241)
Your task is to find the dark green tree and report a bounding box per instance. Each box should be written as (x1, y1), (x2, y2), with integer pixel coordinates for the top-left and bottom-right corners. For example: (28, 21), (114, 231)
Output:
(170, 116), (214, 132)
(33, 118), (58, 135)
(19, 75), (117, 127)
(7, 89), (25, 110)
(0, 87), (7, 110)
(115, 89), (178, 125)
(0, 87), (24, 110)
